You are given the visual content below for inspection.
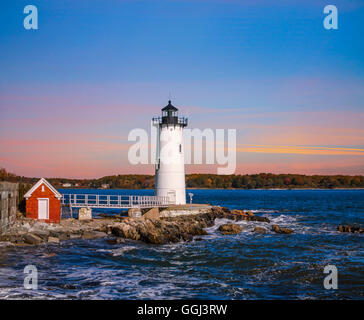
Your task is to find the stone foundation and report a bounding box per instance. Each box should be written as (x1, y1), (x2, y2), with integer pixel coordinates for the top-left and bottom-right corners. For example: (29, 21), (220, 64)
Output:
(128, 208), (142, 218)
(78, 207), (92, 220)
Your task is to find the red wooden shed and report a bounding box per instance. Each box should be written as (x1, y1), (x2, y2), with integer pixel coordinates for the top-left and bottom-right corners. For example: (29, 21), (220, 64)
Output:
(24, 178), (62, 223)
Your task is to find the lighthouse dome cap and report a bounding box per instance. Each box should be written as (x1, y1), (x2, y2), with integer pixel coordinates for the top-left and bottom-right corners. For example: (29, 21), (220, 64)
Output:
(162, 100), (178, 112)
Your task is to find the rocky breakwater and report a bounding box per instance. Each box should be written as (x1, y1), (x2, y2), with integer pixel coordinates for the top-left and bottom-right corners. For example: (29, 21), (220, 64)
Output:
(111, 206), (228, 244)
(0, 206), (292, 246)
(0, 218), (111, 245)
(111, 207), (272, 243)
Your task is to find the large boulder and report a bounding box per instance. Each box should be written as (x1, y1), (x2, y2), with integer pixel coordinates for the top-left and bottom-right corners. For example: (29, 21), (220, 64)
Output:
(49, 231), (69, 241)
(112, 222), (141, 241)
(23, 233), (43, 245)
(337, 225), (363, 233)
(253, 226), (267, 234)
(33, 230), (50, 240)
(246, 215), (270, 223)
(231, 209), (248, 217)
(47, 236), (60, 244)
(143, 207), (160, 220)
(231, 210), (255, 217)
(218, 224), (243, 235)
(271, 224), (293, 234)
(226, 209), (270, 223)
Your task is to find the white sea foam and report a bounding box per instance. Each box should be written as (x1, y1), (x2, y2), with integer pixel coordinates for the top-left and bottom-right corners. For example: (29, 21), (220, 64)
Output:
(101, 281), (117, 286)
(204, 212), (338, 237)
(247, 209), (278, 213)
(96, 245), (139, 256)
(0, 242), (14, 247)
(263, 213), (339, 235)
(110, 246), (138, 256)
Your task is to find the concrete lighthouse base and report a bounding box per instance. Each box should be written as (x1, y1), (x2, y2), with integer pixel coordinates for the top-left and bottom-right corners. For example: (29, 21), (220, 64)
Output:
(127, 204), (211, 219)
(158, 204), (212, 218)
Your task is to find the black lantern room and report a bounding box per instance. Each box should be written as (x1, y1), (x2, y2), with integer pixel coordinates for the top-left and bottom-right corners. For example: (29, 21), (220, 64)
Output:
(153, 100), (188, 127)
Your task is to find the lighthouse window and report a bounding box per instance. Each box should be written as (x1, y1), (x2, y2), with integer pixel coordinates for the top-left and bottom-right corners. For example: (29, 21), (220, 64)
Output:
(179, 144), (182, 153)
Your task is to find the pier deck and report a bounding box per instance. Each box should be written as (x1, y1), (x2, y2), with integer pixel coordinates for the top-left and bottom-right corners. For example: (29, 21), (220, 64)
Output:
(61, 194), (170, 209)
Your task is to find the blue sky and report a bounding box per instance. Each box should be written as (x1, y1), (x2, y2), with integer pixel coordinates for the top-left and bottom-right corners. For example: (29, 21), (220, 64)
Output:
(1, 0), (363, 177)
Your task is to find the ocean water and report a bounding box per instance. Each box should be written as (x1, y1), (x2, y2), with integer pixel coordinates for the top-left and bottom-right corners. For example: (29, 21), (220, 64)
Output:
(0, 189), (363, 300)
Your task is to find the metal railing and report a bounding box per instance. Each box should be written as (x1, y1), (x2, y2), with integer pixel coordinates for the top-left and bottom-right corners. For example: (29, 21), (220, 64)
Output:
(152, 117), (188, 126)
(61, 194), (170, 209)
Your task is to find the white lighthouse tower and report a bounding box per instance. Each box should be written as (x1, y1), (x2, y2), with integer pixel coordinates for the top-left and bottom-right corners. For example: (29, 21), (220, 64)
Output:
(153, 101), (188, 205)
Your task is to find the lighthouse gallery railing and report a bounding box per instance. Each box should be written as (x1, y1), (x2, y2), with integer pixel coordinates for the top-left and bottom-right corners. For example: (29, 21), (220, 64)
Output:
(152, 117), (188, 126)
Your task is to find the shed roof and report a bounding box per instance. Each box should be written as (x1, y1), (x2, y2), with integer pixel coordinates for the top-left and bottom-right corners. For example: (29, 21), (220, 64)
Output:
(24, 178), (62, 199)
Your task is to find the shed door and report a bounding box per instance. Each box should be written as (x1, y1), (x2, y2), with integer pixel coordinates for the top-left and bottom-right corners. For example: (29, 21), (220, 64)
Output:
(38, 199), (49, 219)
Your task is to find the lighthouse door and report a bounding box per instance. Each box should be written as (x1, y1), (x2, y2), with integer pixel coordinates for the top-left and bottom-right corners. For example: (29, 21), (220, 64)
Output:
(167, 190), (176, 204)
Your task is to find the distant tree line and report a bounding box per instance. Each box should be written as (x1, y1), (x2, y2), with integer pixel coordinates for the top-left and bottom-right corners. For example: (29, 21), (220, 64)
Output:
(1, 168), (364, 190)
(185, 173), (364, 189)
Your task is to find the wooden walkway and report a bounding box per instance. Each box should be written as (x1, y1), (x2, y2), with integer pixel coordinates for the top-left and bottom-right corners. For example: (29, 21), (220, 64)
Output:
(61, 194), (170, 209)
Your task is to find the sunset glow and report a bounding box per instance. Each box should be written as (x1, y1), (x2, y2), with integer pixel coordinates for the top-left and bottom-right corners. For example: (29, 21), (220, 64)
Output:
(1, 0), (363, 178)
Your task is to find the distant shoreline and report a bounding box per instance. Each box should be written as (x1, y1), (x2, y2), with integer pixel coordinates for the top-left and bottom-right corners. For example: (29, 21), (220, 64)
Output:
(2, 168), (364, 190)
(57, 187), (364, 191)
(186, 187), (364, 190)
